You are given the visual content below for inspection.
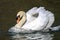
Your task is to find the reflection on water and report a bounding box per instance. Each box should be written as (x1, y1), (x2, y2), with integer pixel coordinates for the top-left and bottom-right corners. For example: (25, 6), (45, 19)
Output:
(9, 32), (54, 40)
(0, 31), (54, 40)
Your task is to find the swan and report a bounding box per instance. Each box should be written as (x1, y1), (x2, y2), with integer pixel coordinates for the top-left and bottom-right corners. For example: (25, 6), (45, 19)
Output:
(8, 7), (60, 33)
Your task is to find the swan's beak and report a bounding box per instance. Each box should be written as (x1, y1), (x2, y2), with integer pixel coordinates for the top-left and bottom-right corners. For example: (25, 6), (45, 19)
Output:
(16, 15), (21, 24)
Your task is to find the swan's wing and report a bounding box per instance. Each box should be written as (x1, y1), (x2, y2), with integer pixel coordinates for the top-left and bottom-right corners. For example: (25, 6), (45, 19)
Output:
(36, 7), (45, 13)
(37, 7), (55, 31)
(36, 7), (55, 31)
(43, 10), (54, 30)
(22, 15), (48, 31)
(22, 7), (54, 31)
(26, 7), (37, 15)
(26, 7), (38, 23)
(22, 7), (49, 30)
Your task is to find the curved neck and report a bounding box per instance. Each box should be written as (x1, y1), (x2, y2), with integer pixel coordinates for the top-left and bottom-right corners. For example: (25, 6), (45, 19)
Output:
(15, 15), (26, 28)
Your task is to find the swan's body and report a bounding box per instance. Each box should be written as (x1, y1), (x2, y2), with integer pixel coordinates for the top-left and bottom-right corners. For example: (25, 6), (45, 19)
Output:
(8, 7), (60, 33)
(22, 7), (49, 30)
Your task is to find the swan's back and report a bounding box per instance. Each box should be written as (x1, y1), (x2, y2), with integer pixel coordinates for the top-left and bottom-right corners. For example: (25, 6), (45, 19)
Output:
(22, 7), (49, 30)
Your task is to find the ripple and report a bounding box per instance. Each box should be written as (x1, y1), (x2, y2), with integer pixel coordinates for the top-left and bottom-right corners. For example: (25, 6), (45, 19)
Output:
(10, 32), (54, 40)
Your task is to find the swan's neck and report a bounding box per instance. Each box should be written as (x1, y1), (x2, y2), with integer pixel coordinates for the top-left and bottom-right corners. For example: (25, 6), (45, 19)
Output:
(15, 15), (26, 28)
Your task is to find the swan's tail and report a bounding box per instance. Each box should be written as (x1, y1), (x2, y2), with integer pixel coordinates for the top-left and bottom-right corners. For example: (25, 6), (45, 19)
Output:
(50, 25), (60, 31)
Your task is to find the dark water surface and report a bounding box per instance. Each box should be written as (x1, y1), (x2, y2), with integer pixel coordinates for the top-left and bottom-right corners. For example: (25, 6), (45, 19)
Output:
(0, 0), (60, 40)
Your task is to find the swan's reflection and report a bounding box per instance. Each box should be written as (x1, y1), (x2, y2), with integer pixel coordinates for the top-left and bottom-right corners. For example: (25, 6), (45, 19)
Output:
(10, 32), (54, 40)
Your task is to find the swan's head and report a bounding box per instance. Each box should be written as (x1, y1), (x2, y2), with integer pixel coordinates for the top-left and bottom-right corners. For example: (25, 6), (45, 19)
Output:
(16, 11), (26, 24)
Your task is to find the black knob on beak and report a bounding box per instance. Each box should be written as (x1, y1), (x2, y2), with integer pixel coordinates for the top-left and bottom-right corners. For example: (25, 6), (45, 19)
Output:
(16, 16), (18, 20)
(16, 15), (20, 20)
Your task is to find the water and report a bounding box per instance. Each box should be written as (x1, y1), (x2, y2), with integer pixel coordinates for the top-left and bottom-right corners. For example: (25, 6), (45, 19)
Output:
(0, 29), (60, 40)
(11, 33), (53, 40)
(0, 0), (60, 40)
(0, 31), (54, 40)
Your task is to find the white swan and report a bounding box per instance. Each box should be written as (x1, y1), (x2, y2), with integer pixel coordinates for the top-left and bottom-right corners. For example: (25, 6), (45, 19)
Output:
(8, 7), (60, 33)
